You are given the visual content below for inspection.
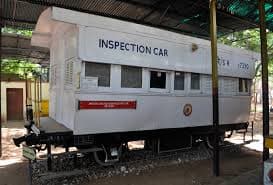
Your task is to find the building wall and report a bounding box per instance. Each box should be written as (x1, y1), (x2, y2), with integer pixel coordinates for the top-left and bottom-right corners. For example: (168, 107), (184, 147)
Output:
(1, 81), (49, 123)
(1, 82), (26, 123)
(29, 82), (49, 102)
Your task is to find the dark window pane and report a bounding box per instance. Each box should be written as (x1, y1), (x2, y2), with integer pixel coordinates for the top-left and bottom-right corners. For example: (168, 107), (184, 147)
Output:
(174, 72), (184, 90)
(245, 80), (249, 92)
(150, 71), (166, 89)
(239, 78), (243, 92)
(191, 73), (200, 90)
(121, 66), (142, 88)
(85, 62), (110, 87)
(239, 78), (249, 92)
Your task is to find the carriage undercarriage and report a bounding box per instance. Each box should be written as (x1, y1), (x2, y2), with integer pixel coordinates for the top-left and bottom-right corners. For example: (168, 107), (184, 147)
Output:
(13, 116), (252, 167)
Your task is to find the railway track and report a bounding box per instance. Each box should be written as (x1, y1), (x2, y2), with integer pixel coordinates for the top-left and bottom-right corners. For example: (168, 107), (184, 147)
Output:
(31, 141), (243, 185)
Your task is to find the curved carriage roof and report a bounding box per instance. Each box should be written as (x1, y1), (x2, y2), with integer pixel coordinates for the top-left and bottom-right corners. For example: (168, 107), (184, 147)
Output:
(30, 7), (258, 79)
(2, 0), (273, 39)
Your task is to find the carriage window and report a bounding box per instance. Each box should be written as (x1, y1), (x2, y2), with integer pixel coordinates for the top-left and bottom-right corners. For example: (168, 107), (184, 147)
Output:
(174, 72), (184, 90)
(85, 62), (110, 87)
(239, 78), (249, 92)
(150, 71), (166, 89)
(191, 73), (200, 90)
(121, 66), (142, 88)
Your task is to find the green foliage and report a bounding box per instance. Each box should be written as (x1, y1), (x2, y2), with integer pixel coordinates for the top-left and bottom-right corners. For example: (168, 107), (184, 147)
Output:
(219, 29), (260, 52)
(1, 59), (41, 77)
(219, 29), (273, 77)
(1, 27), (32, 37)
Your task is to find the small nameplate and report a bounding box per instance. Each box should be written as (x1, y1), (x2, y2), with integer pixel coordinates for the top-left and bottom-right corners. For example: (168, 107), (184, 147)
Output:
(79, 100), (137, 109)
(23, 145), (36, 161)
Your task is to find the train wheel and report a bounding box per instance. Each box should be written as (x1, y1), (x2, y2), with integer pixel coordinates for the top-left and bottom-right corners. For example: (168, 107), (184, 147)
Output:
(93, 144), (122, 166)
(205, 134), (225, 150)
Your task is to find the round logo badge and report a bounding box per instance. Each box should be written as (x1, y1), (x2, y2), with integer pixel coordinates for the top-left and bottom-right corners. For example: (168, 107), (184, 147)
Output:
(183, 104), (192, 116)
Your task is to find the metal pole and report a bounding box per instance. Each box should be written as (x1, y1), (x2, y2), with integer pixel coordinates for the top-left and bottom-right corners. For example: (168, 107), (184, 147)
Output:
(37, 77), (40, 127)
(28, 159), (32, 185)
(39, 77), (41, 125)
(210, 0), (220, 176)
(0, 7), (2, 158)
(40, 74), (42, 102)
(34, 79), (37, 125)
(47, 143), (52, 171)
(259, 0), (269, 162)
(25, 74), (28, 120)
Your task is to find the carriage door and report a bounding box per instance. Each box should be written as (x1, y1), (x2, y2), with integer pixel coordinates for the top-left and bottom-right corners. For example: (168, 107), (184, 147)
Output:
(7, 88), (23, 121)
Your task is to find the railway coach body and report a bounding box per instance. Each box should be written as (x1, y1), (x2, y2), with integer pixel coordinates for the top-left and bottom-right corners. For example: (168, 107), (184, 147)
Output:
(31, 7), (258, 137)
(17, 7), (260, 163)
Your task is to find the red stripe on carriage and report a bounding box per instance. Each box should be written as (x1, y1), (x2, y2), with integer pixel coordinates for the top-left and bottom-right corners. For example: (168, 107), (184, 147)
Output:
(79, 101), (137, 109)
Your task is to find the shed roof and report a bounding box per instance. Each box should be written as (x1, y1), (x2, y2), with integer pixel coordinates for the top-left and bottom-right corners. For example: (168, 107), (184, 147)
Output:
(2, 0), (273, 38)
(2, 33), (49, 65)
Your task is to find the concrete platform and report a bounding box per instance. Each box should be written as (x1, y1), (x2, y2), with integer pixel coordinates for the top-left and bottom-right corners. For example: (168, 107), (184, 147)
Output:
(220, 167), (262, 185)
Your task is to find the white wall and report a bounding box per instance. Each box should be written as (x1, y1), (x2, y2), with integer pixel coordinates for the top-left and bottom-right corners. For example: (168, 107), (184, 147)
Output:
(78, 26), (257, 79)
(48, 21), (77, 130)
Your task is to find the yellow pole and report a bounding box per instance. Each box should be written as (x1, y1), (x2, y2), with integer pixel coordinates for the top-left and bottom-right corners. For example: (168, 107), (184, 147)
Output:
(25, 74), (28, 106)
(34, 79), (37, 125)
(29, 79), (32, 101)
(37, 77), (40, 127)
(25, 74), (28, 120)
(210, 0), (220, 176)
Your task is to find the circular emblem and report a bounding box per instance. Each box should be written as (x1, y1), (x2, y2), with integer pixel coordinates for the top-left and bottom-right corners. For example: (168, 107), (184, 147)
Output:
(183, 104), (192, 116)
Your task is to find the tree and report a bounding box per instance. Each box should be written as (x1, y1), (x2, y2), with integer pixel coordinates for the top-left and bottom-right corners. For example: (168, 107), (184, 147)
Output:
(1, 27), (32, 37)
(1, 27), (48, 80)
(219, 29), (273, 75)
(1, 59), (41, 77)
(219, 29), (273, 116)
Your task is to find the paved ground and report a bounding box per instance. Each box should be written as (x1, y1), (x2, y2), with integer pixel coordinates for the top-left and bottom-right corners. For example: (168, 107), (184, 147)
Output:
(0, 121), (28, 185)
(87, 149), (262, 185)
(219, 168), (262, 185)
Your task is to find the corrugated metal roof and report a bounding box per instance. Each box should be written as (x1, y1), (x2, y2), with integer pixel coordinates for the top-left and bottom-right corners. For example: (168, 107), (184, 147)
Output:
(2, 33), (49, 65)
(1, 0), (273, 38)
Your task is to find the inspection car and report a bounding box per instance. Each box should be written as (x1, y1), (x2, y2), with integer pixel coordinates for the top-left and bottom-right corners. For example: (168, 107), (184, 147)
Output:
(14, 7), (259, 166)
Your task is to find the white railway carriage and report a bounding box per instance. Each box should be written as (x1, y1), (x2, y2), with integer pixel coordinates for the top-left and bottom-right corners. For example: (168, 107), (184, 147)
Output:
(15, 7), (259, 165)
